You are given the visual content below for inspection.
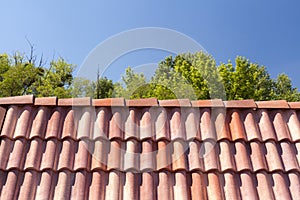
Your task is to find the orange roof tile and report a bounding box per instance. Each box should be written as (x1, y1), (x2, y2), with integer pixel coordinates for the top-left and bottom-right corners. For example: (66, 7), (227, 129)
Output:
(0, 95), (299, 199)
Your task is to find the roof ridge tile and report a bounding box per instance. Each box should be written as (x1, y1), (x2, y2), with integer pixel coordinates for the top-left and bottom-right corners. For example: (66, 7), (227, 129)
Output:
(58, 97), (91, 106)
(92, 98), (125, 107)
(159, 99), (191, 107)
(224, 99), (256, 108)
(126, 98), (158, 107)
(34, 97), (57, 106)
(0, 95), (34, 105)
(256, 100), (290, 109)
(191, 99), (224, 107)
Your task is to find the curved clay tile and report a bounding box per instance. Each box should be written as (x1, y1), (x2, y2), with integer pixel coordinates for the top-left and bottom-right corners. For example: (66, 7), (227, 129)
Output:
(171, 140), (188, 171)
(184, 108), (200, 141)
(140, 108), (153, 140)
(264, 141), (284, 171)
(257, 109), (277, 141)
(234, 141), (252, 171)
(123, 172), (138, 199)
(93, 107), (110, 140)
(156, 140), (172, 171)
(173, 171), (189, 200)
(244, 110), (261, 141)
(61, 109), (77, 139)
(200, 108), (216, 141)
(70, 170), (88, 199)
(89, 170), (106, 200)
(106, 140), (123, 171)
(18, 170), (38, 200)
(14, 106), (32, 138)
(169, 108), (186, 140)
(222, 172), (240, 200)
(45, 108), (64, 139)
(124, 108), (138, 140)
(229, 110), (246, 141)
(189, 171), (207, 200)
(206, 172), (223, 200)
(203, 140), (219, 171)
(279, 141), (299, 171)
(109, 108), (123, 140)
(256, 172), (274, 200)
(57, 139), (75, 170)
(53, 170), (73, 199)
(1, 106), (19, 138)
(140, 172), (155, 200)
(287, 110), (300, 142)
(123, 139), (139, 172)
(40, 138), (59, 170)
(187, 140), (204, 171)
(218, 140), (236, 171)
(140, 140), (155, 172)
(0, 138), (14, 170)
(239, 171), (258, 200)
(77, 107), (94, 139)
(35, 170), (55, 199)
(29, 106), (49, 139)
(0, 170), (20, 199)
(24, 137), (43, 170)
(272, 111), (291, 141)
(105, 170), (122, 200)
(73, 140), (92, 170)
(214, 109), (231, 141)
(249, 141), (268, 171)
(288, 172), (300, 200)
(7, 138), (28, 169)
(157, 171), (174, 200)
(155, 107), (170, 141)
(91, 139), (109, 171)
(271, 172), (292, 200)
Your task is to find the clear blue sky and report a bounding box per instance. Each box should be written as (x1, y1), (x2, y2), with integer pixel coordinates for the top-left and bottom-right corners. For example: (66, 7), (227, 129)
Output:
(1, 1), (300, 88)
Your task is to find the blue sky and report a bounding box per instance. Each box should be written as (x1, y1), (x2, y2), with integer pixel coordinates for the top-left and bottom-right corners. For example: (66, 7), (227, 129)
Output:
(1, 1), (300, 88)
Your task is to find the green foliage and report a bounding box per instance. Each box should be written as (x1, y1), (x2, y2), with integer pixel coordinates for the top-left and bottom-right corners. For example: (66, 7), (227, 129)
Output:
(113, 67), (150, 99)
(0, 50), (299, 101)
(35, 58), (74, 98)
(0, 52), (75, 98)
(218, 56), (274, 100)
(114, 53), (300, 101)
(272, 74), (300, 101)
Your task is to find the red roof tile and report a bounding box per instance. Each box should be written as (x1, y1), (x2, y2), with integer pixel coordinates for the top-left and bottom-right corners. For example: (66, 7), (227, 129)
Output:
(0, 95), (300, 199)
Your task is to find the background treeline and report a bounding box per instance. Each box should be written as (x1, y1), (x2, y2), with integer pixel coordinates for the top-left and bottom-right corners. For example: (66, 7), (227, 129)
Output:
(0, 51), (299, 101)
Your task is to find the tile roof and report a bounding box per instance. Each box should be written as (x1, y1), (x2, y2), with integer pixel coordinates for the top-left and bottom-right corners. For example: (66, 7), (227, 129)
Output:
(0, 95), (299, 199)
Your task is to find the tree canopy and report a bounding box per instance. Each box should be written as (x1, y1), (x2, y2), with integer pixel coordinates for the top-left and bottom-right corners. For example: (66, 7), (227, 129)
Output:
(0, 50), (299, 101)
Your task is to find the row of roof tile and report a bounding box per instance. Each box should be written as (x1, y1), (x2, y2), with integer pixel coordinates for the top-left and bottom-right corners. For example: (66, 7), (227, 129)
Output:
(1, 137), (299, 173)
(1, 169), (299, 200)
(0, 95), (299, 108)
(1, 105), (300, 142)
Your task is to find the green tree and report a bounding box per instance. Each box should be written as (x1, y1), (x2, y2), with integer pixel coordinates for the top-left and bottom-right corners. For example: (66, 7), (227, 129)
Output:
(272, 74), (300, 101)
(35, 58), (74, 98)
(218, 56), (274, 100)
(114, 67), (150, 99)
(0, 52), (44, 97)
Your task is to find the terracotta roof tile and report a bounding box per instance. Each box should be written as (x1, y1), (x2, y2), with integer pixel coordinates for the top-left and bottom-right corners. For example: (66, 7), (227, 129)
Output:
(159, 99), (191, 107)
(256, 100), (290, 109)
(58, 97), (91, 106)
(0, 95), (300, 199)
(92, 97), (125, 107)
(191, 99), (224, 107)
(224, 99), (256, 108)
(0, 95), (34, 105)
(34, 97), (57, 106)
(126, 98), (158, 107)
